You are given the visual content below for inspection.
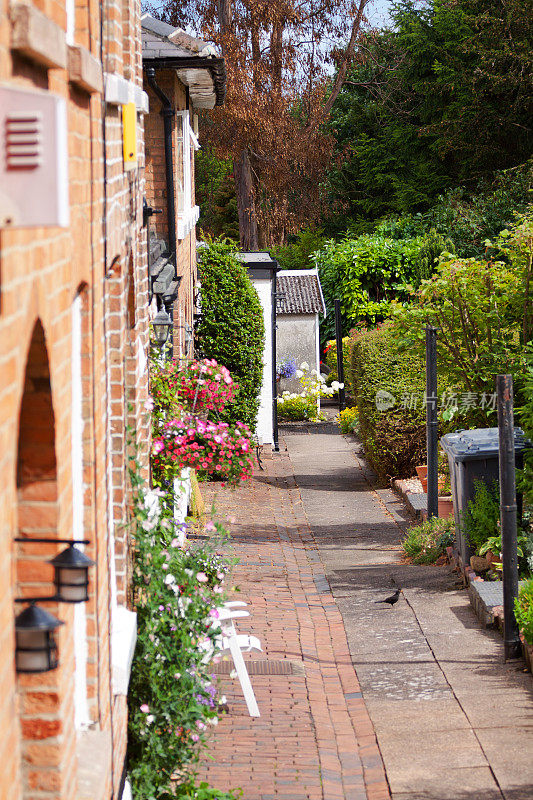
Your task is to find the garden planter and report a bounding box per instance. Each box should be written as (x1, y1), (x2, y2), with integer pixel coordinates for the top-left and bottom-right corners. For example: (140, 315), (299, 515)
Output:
(415, 465), (427, 482)
(470, 555), (490, 573)
(437, 495), (454, 518)
(415, 465), (428, 492)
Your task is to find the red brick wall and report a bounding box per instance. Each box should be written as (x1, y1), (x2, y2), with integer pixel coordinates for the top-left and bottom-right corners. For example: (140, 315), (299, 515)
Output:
(0, 1), (149, 798)
(144, 70), (198, 360)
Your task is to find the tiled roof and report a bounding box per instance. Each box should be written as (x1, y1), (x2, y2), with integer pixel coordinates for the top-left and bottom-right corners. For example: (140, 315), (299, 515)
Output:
(277, 270), (326, 316)
(141, 13), (217, 59)
(141, 13), (226, 108)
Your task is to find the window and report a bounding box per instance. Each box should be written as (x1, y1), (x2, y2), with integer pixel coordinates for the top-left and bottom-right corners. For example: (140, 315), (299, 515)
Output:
(176, 110), (200, 240)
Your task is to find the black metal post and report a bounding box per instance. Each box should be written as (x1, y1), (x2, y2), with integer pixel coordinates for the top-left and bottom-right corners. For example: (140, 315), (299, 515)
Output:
(497, 374), (521, 660)
(272, 268), (279, 452)
(426, 325), (438, 518)
(334, 299), (346, 412)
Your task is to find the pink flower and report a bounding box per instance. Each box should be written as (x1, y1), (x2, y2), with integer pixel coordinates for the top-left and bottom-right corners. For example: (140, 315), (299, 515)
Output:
(191, 733), (200, 742)
(197, 572), (208, 583)
(209, 608), (219, 618)
(152, 439), (164, 454)
(144, 397), (155, 411)
(140, 704), (150, 713)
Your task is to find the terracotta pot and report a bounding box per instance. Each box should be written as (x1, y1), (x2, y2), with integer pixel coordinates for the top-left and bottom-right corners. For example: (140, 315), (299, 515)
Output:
(415, 465), (427, 481)
(421, 477), (428, 493)
(437, 495), (454, 518)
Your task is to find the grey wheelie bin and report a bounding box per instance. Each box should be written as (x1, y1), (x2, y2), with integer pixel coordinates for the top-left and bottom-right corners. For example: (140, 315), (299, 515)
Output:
(440, 428), (531, 567)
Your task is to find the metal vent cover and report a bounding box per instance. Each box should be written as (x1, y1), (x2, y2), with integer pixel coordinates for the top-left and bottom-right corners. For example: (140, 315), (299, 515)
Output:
(5, 112), (43, 169)
(210, 659), (304, 676)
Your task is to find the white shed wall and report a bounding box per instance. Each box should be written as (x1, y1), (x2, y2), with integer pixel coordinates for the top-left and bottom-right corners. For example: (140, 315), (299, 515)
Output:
(249, 277), (273, 444)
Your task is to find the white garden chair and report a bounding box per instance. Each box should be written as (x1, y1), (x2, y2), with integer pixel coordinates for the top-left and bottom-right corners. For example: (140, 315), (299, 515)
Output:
(203, 600), (261, 717)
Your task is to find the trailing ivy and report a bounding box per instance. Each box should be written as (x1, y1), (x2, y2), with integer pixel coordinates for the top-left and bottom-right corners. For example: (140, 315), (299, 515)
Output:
(196, 239), (265, 429)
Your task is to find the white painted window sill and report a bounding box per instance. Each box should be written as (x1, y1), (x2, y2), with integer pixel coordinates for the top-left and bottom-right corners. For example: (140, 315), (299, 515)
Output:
(177, 205), (200, 240)
(112, 605), (137, 695)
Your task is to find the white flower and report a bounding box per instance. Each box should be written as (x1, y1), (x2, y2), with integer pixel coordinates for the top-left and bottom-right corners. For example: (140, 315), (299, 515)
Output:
(146, 714), (155, 724)
(207, 717), (218, 726)
(300, 361), (309, 371)
(295, 369), (303, 378)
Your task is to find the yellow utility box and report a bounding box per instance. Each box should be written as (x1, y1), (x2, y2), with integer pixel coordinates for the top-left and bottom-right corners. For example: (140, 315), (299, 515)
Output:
(122, 102), (137, 169)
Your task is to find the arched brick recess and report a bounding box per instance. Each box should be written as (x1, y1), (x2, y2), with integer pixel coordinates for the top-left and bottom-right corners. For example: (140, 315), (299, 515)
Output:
(15, 320), (69, 800)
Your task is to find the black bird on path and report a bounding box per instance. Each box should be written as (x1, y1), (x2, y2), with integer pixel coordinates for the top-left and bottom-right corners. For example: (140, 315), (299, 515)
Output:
(375, 588), (401, 607)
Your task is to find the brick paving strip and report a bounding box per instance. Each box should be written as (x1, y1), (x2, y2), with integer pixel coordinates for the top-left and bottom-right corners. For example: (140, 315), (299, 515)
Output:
(197, 445), (390, 800)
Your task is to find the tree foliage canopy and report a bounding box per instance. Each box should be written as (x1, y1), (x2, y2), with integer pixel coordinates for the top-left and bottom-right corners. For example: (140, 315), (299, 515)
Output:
(325, 0), (533, 225)
(155, 0), (371, 247)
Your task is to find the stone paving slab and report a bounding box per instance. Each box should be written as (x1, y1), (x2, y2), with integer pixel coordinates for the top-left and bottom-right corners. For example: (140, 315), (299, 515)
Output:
(285, 426), (533, 800)
(197, 449), (390, 800)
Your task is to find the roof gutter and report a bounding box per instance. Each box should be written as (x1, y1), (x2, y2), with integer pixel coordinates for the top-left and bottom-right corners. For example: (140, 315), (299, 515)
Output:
(144, 56), (226, 106)
(144, 66), (177, 271)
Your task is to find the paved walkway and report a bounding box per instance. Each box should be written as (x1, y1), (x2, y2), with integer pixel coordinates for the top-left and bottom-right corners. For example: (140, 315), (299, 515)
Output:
(199, 445), (389, 800)
(286, 422), (533, 800)
(199, 423), (533, 800)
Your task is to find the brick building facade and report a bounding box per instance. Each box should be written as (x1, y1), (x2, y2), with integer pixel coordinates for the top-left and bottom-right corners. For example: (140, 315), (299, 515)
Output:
(141, 14), (226, 360)
(0, 1), (150, 798)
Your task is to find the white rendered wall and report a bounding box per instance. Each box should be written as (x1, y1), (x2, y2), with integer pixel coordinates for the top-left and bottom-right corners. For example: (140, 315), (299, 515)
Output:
(249, 278), (273, 444)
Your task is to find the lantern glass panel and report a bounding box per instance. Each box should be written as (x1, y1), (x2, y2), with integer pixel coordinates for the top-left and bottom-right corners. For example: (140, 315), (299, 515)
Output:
(16, 631), (57, 673)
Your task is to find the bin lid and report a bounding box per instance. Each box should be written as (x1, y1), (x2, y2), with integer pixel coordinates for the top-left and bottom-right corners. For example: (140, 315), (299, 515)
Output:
(440, 427), (531, 462)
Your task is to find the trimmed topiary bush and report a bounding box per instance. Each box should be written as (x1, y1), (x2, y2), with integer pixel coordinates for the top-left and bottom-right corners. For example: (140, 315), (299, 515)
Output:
(196, 239), (265, 429)
(350, 323), (426, 478)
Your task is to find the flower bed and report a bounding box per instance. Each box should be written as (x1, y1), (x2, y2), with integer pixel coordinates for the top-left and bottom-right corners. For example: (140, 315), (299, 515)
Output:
(277, 362), (343, 421)
(128, 469), (240, 799)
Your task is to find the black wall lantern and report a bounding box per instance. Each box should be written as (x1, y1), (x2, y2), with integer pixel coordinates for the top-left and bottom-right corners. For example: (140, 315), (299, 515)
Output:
(50, 543), (95, 602)
(152, 308), (172, 346)
(14, 538), (94, 673)
(15, 602), (64, 673)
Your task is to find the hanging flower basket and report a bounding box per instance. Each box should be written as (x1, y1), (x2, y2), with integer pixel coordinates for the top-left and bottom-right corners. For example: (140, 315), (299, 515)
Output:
(152, 418), (254, 487)
(151, 358), (238, 419)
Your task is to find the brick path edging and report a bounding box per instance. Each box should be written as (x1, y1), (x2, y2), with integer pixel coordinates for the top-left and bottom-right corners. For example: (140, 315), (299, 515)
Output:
(199, 443), (390, 800)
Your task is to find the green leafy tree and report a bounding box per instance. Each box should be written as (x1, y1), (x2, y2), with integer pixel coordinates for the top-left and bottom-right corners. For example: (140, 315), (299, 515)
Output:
(391, 216), (532, 424)
(195, 239), (265, 428)
(314, 229), (446, 344)
(325, 0), (533, 227)
(196, 148), (239, 241)
(271, 228), (326, 271)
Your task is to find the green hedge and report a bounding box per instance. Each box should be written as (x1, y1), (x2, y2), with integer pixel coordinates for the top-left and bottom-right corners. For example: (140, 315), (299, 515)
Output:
(196, 239), (265, 429)
(350, 323), (427, 478)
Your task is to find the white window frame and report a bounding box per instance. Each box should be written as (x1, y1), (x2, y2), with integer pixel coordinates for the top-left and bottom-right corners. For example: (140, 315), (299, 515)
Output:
(176, 110), (200, 240)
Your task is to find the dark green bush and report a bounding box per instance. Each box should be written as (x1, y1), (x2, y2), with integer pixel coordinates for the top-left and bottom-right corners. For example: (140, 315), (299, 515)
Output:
(196, 239), (265, 429)
(515, 579), (533, 645)
(350, 323), (427, 478)
(461, 480), (500, 553)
